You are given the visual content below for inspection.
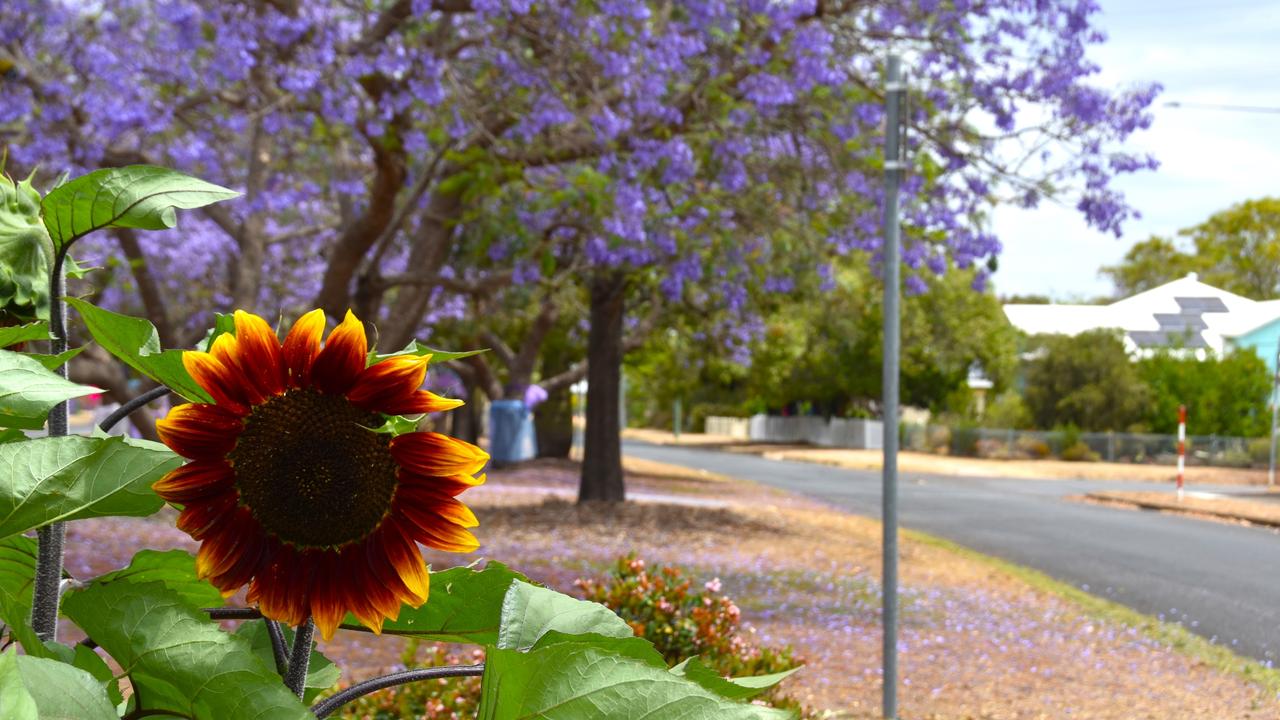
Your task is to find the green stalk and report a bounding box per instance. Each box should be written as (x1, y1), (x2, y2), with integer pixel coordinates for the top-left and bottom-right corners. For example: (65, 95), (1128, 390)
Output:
(30, 256), (68, 642)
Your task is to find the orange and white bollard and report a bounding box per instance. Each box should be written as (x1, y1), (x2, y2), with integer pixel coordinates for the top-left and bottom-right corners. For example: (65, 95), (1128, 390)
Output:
(1176, 404), (1186, 501)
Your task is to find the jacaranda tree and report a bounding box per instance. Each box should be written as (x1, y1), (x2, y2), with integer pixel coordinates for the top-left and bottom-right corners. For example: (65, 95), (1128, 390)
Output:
(1, 0), (1160, 502)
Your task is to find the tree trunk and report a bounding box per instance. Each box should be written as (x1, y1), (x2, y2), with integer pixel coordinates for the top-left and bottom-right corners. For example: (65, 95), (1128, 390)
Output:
(578, 273), (627, 503)
(535, 386), (573, 459)
(452, 375), (481, 445)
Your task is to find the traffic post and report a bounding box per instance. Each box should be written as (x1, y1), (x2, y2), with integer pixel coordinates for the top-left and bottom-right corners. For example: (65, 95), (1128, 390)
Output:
(1176, 404), (1186, 501)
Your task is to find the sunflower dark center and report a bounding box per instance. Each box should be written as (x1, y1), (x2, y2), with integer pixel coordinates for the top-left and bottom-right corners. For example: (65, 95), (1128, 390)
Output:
(229, 389), (398, 549)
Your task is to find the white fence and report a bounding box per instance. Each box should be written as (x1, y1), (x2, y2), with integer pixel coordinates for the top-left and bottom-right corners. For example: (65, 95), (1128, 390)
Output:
(706, 415), (884, 449)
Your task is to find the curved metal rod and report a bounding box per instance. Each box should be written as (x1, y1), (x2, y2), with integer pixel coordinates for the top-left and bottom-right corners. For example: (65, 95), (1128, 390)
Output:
(204, 607), (262, 620)
(309, 664), (486, 718)
(98, 385), (172, 433)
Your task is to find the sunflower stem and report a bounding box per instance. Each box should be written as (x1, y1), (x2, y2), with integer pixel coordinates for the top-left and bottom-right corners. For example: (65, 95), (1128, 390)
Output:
(283, 618), (315, 698)
(309, 664), (486, 718)
(31, 256), (68, 643)
(264, 618), (289, 677)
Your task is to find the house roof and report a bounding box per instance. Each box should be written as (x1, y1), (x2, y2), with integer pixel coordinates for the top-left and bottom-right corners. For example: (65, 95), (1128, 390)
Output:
(1002, 273), (1280, 355)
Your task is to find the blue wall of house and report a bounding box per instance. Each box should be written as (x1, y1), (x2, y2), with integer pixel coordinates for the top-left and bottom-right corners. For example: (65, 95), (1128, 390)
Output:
(1229, 318), (1280, 378)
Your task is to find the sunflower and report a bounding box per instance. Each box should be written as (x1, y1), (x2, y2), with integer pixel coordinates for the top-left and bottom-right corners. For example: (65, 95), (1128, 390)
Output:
(152, 309), (488, 640)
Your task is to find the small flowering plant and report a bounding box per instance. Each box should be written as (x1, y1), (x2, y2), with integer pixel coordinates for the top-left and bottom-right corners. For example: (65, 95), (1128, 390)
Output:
(0, 166), (799, 718)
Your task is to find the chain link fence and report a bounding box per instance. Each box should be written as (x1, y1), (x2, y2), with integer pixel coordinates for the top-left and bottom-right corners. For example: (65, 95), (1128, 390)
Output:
(901, 424), (1269, 468)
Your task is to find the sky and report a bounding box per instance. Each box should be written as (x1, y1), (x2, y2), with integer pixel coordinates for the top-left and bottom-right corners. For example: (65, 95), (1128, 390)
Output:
(989, 0), (1280, 301)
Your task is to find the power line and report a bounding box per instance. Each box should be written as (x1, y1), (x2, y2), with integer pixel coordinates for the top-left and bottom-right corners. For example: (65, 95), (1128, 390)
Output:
(1165, 101), (1280, 115)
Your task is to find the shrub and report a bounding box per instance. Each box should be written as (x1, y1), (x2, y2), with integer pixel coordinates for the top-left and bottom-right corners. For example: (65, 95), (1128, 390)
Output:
(576, 555), (805, 715)
(337, 641), (484, 719)
(1250, 437), (1273, 466)
(689, 402), (749, 433)
(1060, 441), (1100, 462)
(1015, 435), (1052, 459)
(949, 423), (980, 457)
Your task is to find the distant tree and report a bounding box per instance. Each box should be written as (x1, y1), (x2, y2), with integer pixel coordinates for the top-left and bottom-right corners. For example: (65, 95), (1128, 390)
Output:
(1189, 198), (1280, 299)
(1023, 330), (1149, 431)
(1000, 293), (1054, 304)
(1100, 198), (1280, 300)
(1099, 236), (1200, 297)
(1136, 348), (1271, 437)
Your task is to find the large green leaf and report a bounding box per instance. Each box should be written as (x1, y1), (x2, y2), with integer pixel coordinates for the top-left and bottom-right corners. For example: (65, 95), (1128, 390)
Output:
(0, 535), (52, 658)
(669, 657), (801, 701)
(20, 347), (84, 371)
(496, 580), (634, 651)
(0, 649), (37, 719)
(478, 642), (795, 720)
(92, 550), (223, 610)
(0, 349), (100, 429)
(0, 649), (117, 720)
(65, 298), (211, 402)
(39, 166), (239, 252)
(62, 579), (312, 720)
(236, 621), (340, 703)
(0, 321), (50, 348)
(0, 173), (53, 322)
(0, 348), (99, 425)
(0, 435), (178, 540)
(339, 561), (528, 643)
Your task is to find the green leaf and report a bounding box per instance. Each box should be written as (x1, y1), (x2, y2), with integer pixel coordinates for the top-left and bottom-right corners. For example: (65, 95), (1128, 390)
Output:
(0, 321), (49, 348)
(0, 435), (178, 540)
(0, 535), (52, 657)
(371, 340), (488, 365)
(478, 643), (795, 720)
(0, 349), (101, 429)
(235, 622), (341, 703)
(92, 550), (223, 609)
(20, 346), (84, 370)
(339, 561), (529, 643)
(0, 173), (53, 322)
(70, 644), (124, 708)
(0, 649), (118, 720)
(62, 579), (312, 720)
(198, 312), (236, 352)
(65, 298), (211, 402)
(0, 649), (37, 719)
(530, 629), (666, 668)
(669, 657), (801, 701)
(39, 165), (239, 251)
(496, 580), (634, 651)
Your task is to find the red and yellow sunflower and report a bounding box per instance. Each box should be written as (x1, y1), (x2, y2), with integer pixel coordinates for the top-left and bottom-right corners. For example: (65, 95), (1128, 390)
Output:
(152, 309), (488, 640)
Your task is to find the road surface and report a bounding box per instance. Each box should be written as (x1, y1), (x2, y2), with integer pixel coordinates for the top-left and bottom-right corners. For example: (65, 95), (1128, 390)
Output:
(623, 440), (1280, 663)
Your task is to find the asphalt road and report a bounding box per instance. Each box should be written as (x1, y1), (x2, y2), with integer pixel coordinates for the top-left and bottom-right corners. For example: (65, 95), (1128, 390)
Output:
(623, 440), (1280, 663)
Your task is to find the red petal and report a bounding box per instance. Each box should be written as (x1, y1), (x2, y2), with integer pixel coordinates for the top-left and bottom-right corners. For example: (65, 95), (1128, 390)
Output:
(181, 351), (250, 415)
(346, 355), (429, 413)
(308, 552), (347, 641)
(389, 432), (489, 477)
(377, 517), (431, 604)
(311, 310), (368, 395)
(156, 403), (243, 460)
(176, 491), (238, 541)
(282, 309), (325, 389)
(395, 484), (479, 528)
(231, 310), (286, 398)
(208, 334), (265, 406)
(152, 460), (235, 504)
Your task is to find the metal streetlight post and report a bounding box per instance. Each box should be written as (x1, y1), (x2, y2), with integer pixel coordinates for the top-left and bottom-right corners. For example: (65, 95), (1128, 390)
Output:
(881, 53), (905, 720)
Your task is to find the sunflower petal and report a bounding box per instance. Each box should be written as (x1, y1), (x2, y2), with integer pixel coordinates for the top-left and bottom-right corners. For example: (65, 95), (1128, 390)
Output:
(346, 355), (429, 413)
(232, 310), (287, 397)
(156, 403), (243, 460)
(312, 310), (368, 395)
(399, 471), (487, 497)
(182, 351), (250, 415)
(152, 460), (235, 504)
(378, 517), (431, 604)
(283, 309), (326, 389)
(309, 552), (347, 641)
(395, 484), (479, 528)
(389, 432), (489, 477)
(176, 491), (238, 541)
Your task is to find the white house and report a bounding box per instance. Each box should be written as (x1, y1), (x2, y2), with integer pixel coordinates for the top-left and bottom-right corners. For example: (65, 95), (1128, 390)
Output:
(1003, 273), (1280, 359)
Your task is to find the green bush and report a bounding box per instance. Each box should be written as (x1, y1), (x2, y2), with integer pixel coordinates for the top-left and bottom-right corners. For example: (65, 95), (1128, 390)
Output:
(576, 555), (805, 715)
(1250, 437), (1273, 466)
(1060, 441), (1100, 462)
(688, 402), (749, 433)
(949, 423), (980, 457)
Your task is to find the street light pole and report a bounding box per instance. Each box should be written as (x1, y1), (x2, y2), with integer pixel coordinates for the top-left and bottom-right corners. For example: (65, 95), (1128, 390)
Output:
(881, 53), (905, 720)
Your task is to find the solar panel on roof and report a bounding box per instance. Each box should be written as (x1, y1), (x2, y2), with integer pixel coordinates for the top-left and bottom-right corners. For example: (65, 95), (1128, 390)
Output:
(1127, 329), (1208, 349)
(1153, 313), (1208, 332)
(1174, 297), (1229, 313)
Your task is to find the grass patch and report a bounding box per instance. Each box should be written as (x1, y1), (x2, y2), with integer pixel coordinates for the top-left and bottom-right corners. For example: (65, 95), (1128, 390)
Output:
(904, 528), (1280, 696)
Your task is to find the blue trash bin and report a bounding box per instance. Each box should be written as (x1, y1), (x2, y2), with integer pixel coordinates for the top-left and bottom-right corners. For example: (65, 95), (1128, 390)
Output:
(489, 399), (537, 465)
